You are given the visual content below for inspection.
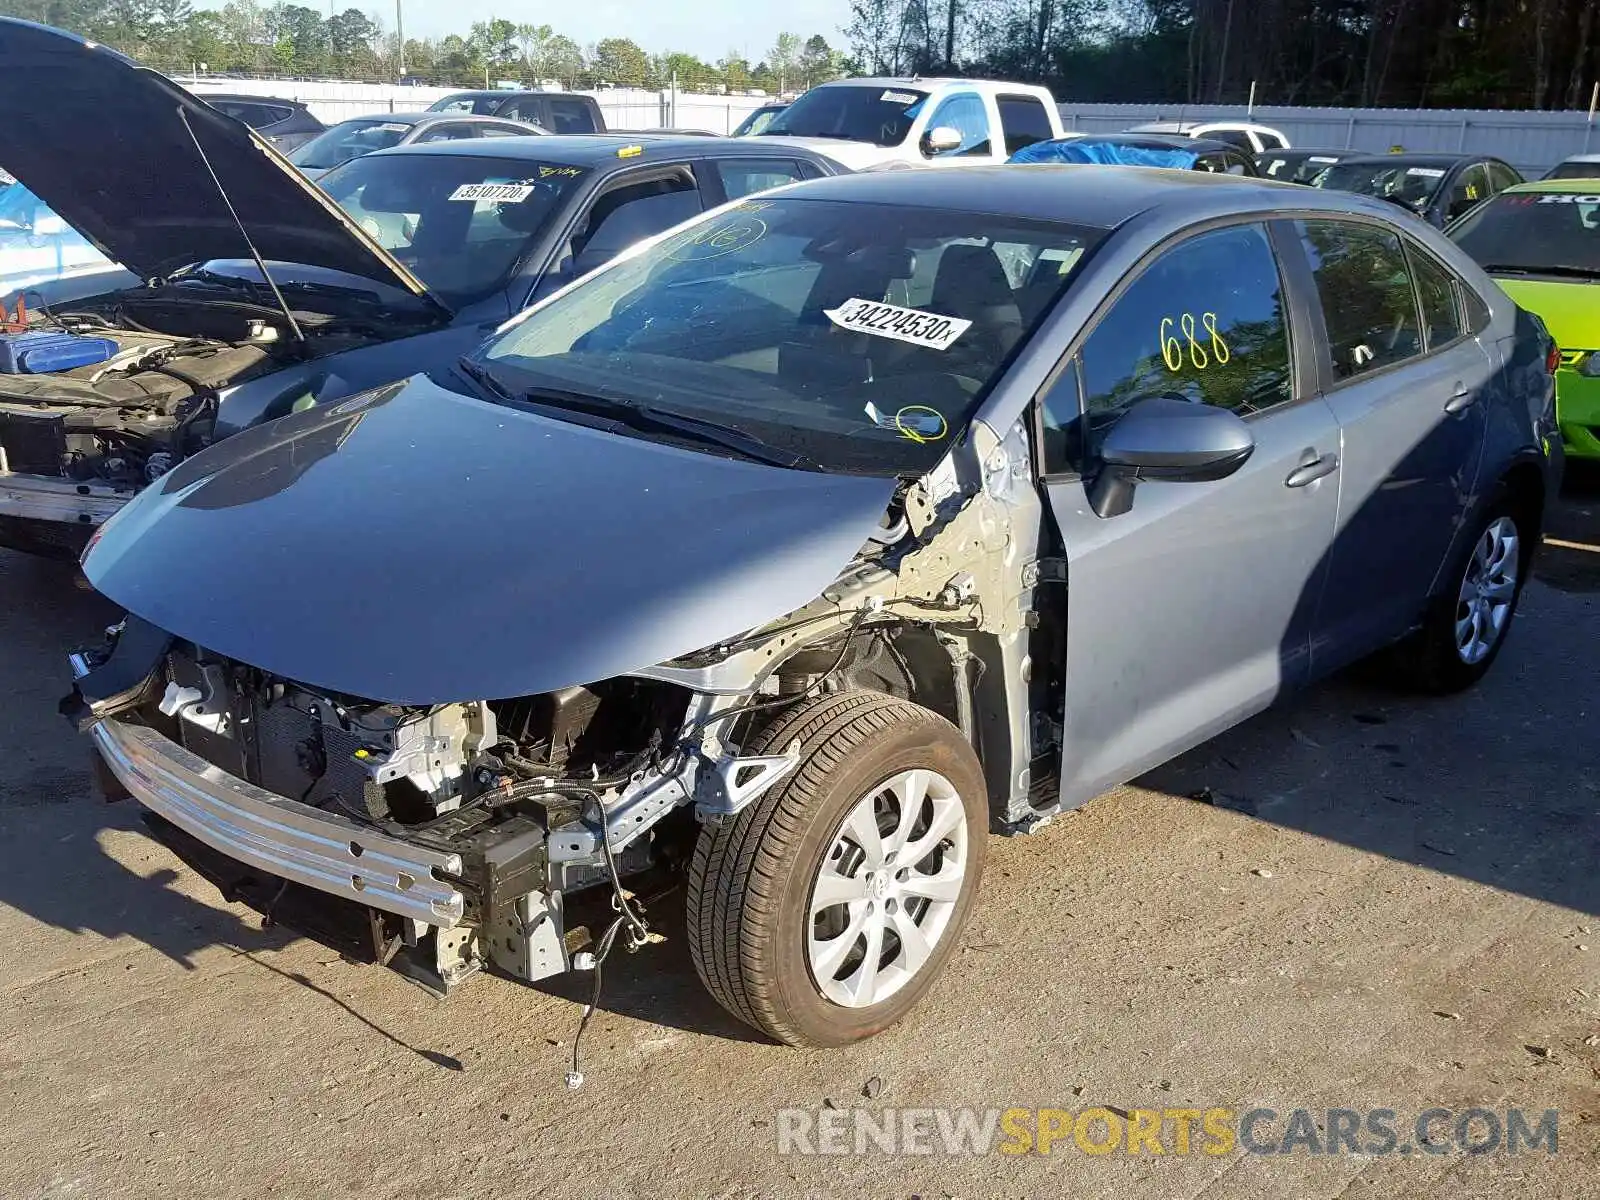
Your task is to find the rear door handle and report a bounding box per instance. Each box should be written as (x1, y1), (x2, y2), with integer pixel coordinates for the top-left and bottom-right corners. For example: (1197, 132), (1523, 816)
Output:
(1444, 384), (1476, 414)
(1285, 452), (1339, 488)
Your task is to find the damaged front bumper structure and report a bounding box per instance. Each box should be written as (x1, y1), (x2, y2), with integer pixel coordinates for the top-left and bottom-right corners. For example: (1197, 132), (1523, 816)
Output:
(65, 619), (803, 992)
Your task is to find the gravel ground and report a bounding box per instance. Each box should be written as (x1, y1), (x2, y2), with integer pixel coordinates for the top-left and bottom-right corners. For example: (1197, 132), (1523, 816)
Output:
(0, 481), (1596, 1200)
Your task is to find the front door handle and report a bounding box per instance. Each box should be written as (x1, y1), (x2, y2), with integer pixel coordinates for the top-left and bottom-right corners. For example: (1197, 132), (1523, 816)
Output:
(1444, 384), (1476, 415)
(1285, 452), (1339, 488)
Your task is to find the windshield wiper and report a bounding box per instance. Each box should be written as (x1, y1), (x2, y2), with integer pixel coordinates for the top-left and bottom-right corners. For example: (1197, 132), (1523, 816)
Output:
(519, 386), (818, 470)
(1482, 263), (1600, 280)
(455, 355), (513, 400)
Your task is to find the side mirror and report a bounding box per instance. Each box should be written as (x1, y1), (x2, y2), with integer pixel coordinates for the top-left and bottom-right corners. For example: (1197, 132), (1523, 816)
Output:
(1088, 396), (1254, 519)
(922, 125), (963, 155)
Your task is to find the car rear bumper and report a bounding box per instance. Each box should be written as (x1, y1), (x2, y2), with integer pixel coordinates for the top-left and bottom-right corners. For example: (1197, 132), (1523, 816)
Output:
(0, 469), (131, 527)
(85, 714), (466, 928)
(1555, 369), (1600, 460)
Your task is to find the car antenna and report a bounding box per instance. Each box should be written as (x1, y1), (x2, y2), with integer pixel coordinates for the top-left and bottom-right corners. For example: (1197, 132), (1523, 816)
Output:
(175, 104), (307, 348)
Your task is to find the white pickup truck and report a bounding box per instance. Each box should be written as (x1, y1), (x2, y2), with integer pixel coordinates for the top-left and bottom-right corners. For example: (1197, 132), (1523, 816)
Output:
(749, 77), (1067, 170)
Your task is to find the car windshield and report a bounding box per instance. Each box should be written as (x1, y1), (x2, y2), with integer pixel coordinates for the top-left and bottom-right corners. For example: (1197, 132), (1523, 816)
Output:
(761, 86), (928, 147)
(0, 183), (113, 294)
(735, 107), (784, 137)
(1260, 153), (1345, 184)
(1316, 161), (1449, 212)
(317, 153), (586, 309)
(429, 94), (503, 115)
(1546, 161), (1600, 181)
(476, 197), (1104, 476)
(290, 119), (415, 170)
(1449, 190), (1600, 276)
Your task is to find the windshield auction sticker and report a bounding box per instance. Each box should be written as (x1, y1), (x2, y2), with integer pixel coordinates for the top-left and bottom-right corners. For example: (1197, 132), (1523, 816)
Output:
(825, 298), (971, 351)
(449, 182), (536, 203)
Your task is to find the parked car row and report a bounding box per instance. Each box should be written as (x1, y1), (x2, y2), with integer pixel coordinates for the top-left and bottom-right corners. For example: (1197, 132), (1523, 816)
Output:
(0, 25), (1574, 1058)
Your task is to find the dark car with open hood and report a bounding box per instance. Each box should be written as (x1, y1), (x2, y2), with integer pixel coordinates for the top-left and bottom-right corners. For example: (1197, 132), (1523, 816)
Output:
(65, 165), (1557, 1060)
(0, 18), (841, 557)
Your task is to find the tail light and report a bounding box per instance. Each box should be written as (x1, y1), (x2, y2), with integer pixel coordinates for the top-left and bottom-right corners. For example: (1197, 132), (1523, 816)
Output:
(1546, 344), (1561, 375)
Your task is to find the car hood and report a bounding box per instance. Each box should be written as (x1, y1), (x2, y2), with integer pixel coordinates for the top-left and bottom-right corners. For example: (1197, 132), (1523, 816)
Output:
(0, 19), (444, 311)
(82, 373), (898, 705)
(1492, 277), (1600, 350)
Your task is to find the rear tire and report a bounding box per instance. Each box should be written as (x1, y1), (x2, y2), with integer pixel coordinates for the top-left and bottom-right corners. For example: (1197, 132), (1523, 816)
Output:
(1383, 492), (1530, 693)
(686, 690), (987, 1047)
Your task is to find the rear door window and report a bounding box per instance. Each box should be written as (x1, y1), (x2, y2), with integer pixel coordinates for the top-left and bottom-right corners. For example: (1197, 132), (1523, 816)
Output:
(569, 169), (705, 274)
(1406, 244), (1464, 349)
(414, 123), (476, 144)
(713, 159), (808, 200)
(547, 98), (599, 134)
(997, 95), (1054, 155)
(1296, 220), (1423, 380)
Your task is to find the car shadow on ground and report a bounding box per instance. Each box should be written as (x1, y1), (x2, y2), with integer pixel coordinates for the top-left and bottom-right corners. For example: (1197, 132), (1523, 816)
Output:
(2, 474), (1595, 1041)
(1139, 468), (1600, 921)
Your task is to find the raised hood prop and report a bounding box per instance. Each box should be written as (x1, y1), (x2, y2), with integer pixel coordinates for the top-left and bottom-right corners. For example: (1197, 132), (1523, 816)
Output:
(0, 18), (443, 309)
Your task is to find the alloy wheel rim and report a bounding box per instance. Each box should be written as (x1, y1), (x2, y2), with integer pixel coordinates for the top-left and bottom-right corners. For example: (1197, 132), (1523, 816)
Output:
(1455, 516), (1520, 665)
(806, 768), (968, 1009)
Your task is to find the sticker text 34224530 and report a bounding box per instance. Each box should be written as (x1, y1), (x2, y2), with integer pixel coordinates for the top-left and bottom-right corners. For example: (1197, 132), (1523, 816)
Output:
(824, 298), (972, 351)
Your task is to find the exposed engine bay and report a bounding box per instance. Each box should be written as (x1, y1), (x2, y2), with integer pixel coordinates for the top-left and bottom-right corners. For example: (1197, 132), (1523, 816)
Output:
(0, 289), (386, 488)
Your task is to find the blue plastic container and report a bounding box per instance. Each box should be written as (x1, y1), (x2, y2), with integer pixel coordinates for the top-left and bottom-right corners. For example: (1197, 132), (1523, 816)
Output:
(0, 330), (118, 374)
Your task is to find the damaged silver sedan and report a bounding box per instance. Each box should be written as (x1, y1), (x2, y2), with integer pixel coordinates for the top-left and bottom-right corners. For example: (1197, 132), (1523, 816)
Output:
(65, 167), (1557, 1050)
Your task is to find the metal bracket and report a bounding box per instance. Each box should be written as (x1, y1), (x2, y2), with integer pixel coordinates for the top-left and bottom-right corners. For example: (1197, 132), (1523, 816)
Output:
(1021, 558), (1068, 588)
(486, 890), (568, 983)
(693, 743), (802, 823)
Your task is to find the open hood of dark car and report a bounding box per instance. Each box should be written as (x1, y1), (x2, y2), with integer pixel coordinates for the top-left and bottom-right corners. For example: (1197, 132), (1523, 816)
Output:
(0, 19), (442, 307)
(82, 374), (899, 705)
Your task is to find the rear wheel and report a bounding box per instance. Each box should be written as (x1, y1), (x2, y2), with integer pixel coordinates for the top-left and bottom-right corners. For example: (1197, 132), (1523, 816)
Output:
(1384, 495), (1529, 693)
(686, 690), (987, 1047)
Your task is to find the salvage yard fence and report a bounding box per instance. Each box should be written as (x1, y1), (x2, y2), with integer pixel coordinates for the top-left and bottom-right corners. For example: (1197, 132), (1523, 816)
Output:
(1056, 102), (1600, 177)
(181, 80), (772, 136)
(179, 79), (1600, 175)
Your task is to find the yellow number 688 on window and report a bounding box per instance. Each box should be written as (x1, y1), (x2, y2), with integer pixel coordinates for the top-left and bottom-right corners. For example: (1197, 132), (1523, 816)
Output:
(1160, 312), (1231, 371)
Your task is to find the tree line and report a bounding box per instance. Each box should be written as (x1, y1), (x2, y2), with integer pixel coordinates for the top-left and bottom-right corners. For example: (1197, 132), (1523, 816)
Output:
(848, 0), (1599, 110)
(0, 0), (849, 92)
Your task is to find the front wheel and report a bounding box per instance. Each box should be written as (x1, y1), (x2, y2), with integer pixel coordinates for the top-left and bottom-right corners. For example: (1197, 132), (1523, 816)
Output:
(1384, 496), (1530, 693)
(686, 690), (987, 1047)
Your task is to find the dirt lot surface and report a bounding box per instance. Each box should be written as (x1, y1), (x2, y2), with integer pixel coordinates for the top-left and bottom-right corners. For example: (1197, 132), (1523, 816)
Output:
(1, 482), (1597, 1200)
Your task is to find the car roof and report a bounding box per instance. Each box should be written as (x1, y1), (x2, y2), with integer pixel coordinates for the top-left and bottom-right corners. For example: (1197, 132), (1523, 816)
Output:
(202, 92), (308, 108)
(331, 111), (432, 127)
(768, 163), (1379, 227)
(1131, 120), (1276, 132)
(1501, 178), (1600, 194)
(1257, 147), (1358, 157)
(1556, 153), (1600, 164)
(376, 133), (829, 167)
(1331, 152), (1483, 168)
(813, 76), (1034, 90)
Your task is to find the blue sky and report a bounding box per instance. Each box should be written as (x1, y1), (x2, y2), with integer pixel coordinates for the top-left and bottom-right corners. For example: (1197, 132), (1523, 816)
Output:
(195, 1), (855, 61)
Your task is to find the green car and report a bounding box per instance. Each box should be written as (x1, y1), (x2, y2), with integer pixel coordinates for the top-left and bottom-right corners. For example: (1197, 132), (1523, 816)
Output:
(1450, 179), (1600, 459)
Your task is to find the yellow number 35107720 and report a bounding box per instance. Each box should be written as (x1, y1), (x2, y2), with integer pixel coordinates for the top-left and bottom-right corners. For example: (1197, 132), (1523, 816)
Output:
(1160, 312), (1231, 371)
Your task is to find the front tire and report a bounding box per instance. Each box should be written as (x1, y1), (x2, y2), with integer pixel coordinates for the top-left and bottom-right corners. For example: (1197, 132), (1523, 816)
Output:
(1384, 494), (1530, 693)
(686, 690), (987, 1047)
